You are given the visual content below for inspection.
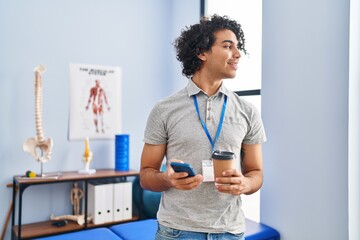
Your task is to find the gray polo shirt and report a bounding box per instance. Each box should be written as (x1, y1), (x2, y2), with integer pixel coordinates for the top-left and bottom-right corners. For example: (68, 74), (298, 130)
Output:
(144, 80), (266, 234)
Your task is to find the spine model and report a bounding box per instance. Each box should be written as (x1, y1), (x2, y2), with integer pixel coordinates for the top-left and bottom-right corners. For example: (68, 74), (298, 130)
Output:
(23, 65), (53, 163)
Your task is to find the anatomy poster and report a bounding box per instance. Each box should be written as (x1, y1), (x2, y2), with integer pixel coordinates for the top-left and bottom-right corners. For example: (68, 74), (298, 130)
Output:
(69, 63), (121, 140)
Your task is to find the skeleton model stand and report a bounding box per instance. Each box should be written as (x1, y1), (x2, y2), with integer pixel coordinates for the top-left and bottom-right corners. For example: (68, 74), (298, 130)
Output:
(23, 65), (58, 178)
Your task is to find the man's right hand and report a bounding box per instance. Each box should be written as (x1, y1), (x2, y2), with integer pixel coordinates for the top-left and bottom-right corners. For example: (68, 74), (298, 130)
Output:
(166, 160), (203, 190)
(140, 144), (203, 192)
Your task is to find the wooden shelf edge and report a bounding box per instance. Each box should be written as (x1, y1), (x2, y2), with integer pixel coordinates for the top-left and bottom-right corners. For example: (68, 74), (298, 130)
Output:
(13, 220), (84, 239)
(86, 216), (140, 228)
(12, 216), (140, 239)
(14, 169), (139, 185)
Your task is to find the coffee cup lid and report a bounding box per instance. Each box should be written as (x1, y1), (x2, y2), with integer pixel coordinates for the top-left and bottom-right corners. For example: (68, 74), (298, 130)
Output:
(211, 150), (236, 160)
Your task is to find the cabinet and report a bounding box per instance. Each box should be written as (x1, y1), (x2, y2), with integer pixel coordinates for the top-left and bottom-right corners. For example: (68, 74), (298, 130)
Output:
(11, 169), (140, 240)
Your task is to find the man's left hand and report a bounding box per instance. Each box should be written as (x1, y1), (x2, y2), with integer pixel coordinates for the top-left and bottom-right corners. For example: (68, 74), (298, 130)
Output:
(215, 169), (250, 195)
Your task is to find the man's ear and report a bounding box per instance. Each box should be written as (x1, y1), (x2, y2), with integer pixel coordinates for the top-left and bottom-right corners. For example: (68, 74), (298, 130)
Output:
(197, 52), (207, 61)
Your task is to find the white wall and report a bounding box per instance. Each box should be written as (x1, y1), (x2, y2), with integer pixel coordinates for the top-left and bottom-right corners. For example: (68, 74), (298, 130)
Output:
(261, 0), (350, 239)
(349, 0), (360, 239)
(0, 0), (199, 239)
(169, 1), (201, 92)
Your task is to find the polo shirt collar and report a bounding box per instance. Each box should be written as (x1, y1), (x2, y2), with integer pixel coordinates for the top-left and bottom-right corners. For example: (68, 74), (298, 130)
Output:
(186, 79), (230, 97)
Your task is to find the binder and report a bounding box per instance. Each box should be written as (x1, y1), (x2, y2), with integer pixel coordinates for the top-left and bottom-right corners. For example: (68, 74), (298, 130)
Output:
(113, 182), (125, 221)
(88, 183), (104, 224)
(103, 183), (114, 223)
(122, 182), (133, 220)
(88, 183), (114, 224)
(113, 182), (133, 221)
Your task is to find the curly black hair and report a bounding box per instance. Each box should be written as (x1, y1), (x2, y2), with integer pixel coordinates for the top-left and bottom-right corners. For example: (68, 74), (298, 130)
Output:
(173, 14), (247, 78)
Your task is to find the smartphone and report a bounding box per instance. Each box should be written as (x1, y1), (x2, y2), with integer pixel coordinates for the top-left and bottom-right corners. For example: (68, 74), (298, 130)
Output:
(170, 162), (196, 177)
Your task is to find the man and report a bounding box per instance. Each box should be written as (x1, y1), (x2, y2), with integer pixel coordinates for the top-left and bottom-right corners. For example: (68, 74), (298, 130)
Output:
(85, 79), (110, 133)
(140, 15), (266, 240)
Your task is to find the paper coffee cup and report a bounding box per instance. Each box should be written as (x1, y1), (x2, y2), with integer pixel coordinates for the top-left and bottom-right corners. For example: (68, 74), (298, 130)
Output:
(212, 150), (236, 181)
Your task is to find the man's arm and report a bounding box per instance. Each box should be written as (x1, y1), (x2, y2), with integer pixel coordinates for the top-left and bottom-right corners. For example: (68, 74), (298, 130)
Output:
(240, 143), (263, 194)
(140, 143), (171, 192)
(140, 143), (203, 192)
(215, 143), (263, 195)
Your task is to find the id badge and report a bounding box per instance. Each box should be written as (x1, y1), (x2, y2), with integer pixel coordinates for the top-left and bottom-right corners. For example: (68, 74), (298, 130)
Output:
(202, 160), (214, 182)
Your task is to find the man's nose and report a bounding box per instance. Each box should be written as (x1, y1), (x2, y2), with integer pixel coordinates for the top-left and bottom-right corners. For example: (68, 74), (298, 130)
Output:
(233, 48), (241, 58)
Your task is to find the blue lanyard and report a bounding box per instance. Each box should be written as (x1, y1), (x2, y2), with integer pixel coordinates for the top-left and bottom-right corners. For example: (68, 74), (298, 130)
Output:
(193, 95), (227, 152)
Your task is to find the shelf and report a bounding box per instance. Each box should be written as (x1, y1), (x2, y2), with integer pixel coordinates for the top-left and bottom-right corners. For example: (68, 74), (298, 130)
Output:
(12, 216), (140, 239)
(12, 169), (140, 239)
(13, 220), (84, 239)
(14, 169), (139, 186)
(86, 216), (140, 229)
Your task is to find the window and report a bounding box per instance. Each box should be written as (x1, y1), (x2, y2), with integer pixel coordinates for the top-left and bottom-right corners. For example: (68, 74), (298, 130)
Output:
(202, 0), (263, 222)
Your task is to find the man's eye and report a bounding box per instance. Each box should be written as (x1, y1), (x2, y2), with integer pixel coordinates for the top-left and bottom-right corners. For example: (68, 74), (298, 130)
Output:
(224, 45), (231, 49)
